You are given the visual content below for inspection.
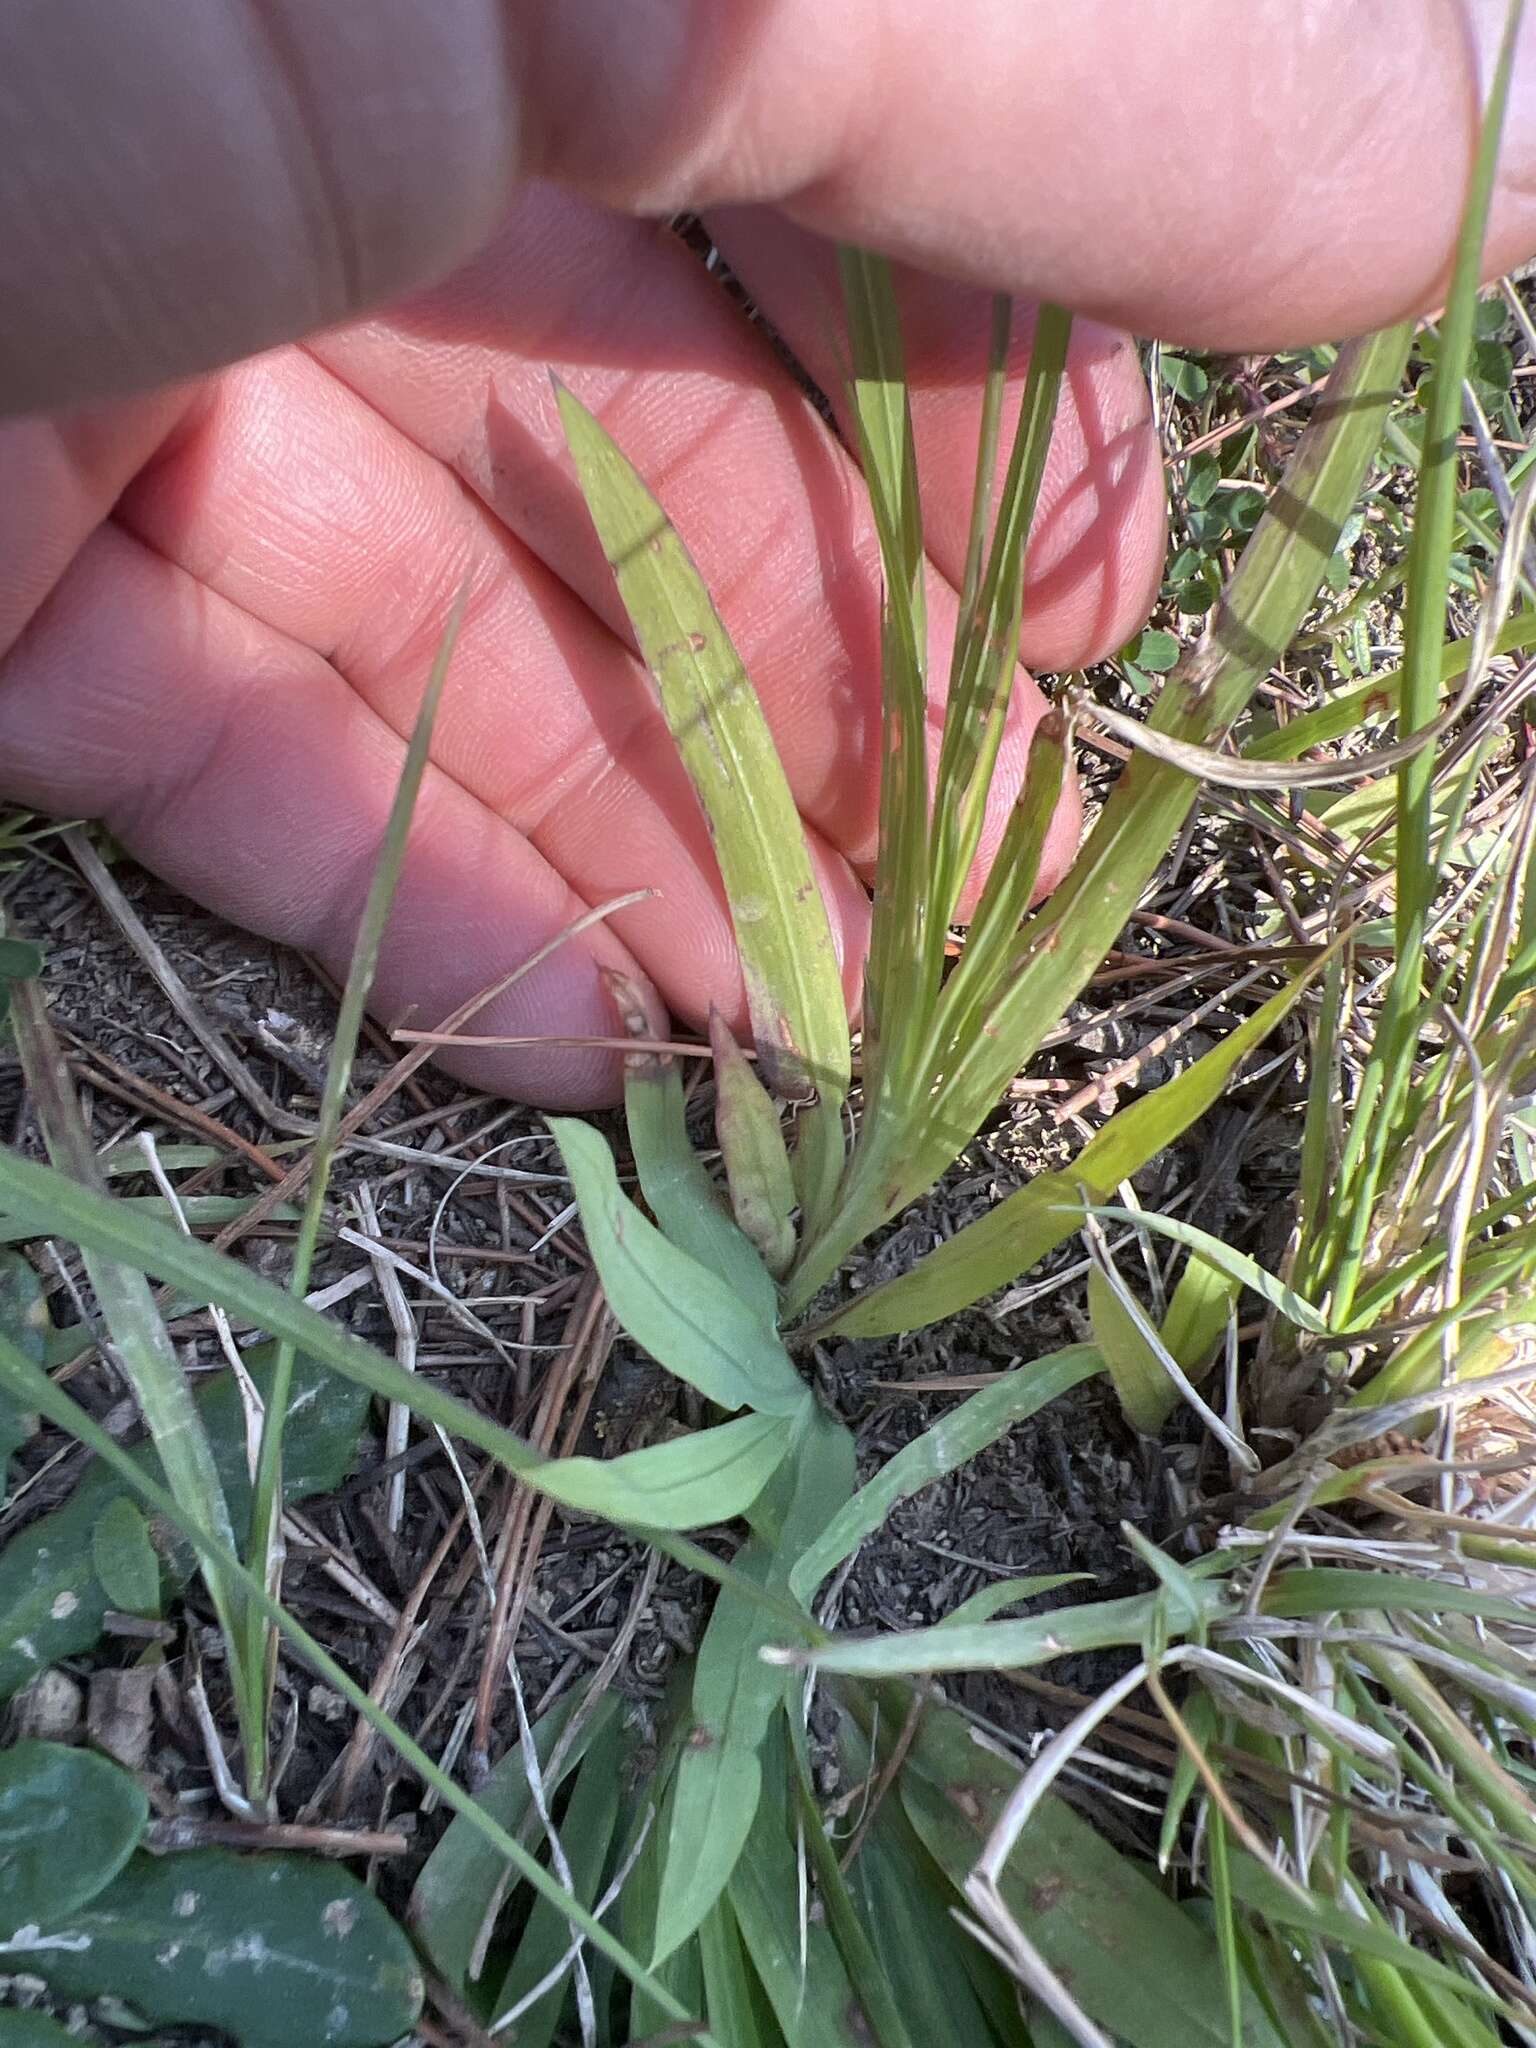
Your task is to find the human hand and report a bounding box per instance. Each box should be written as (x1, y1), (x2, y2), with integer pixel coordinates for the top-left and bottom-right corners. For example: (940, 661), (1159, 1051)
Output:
(3, 3), (1532, 1108)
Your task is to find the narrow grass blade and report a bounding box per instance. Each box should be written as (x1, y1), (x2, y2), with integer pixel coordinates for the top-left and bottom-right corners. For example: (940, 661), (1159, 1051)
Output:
(927, 303), (1072, 942)
(5, 977), (249, 1748)
(1244, 610), (1536, 763)
(1323, 8), (1524, 1320)
(551, 1116), (807, 1417)
(245, 580), (466, 1795)
(0, 1330), (721, 2045)
(555, 385), (849, 1127)
(710, 1010), (797, 1279)
(0, 1148), (793, 1530)
(811, 967), (1314, 1337)
(839, 248), (933, 1103)
(1086, 1208), (1332, 1336)
(788, 1345), (1100, 1607)
(621, 1035), (777, 1322)
(777, 1579), (1231, 1679)
(925, 716), (1067, 1073)
(789, 322), (1413, 1308)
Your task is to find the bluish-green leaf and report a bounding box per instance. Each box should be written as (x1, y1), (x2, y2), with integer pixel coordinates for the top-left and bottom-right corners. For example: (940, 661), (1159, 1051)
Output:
(22, 1850), (422, 2048)
(0, 1742), (146, 1929)
(90, 1495), (161, 1618)
(552, 1115), (806, 1417)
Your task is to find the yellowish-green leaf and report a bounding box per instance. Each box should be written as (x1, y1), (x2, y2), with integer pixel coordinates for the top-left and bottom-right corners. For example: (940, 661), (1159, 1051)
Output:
(555, 384), (848, 1117)
(1088, 1264), (1172, 1435)
(813, 968), (1314, 1339)
(710, 1010), (796, 1279)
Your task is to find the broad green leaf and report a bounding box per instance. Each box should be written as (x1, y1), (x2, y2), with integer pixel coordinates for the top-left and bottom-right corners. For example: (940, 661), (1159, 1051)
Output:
(623, 1052), (777, 1321)
(788, 1722), (920, 2048)
(1089, 1263), (1174, 1435)
(551, 1116), (806, 1418)
(697, 1895), (781, 2048)
(90, 1495), (161, 1618)
(711, 1011), (796, 1278)
(410, 1692), (610, 1994)
(651, 1547), (779, 1967)
(555, 384), (848, 1116)
(0, 1330), (707, 2035)
(1086, 1208), (1331, 1335)
(891, 1688), (1285, 2048)
(1161, 1256), (1241, 1382)
(726, 1740), (869, 2048)
(813, 969), (1314, 1338)
(487, 1715), (626, 2044)
(0, 2016), (78, 2045)
(23, 1850), (423, 2047)
(0, 1345), (365, 1700)
(789, 1345), (1100, 1605)
(0, 1742), (146, 1928)
(831, 1762), (1005, 2048)
(654, 1406), (855, 1964)
(0, 1148), (789, 1532)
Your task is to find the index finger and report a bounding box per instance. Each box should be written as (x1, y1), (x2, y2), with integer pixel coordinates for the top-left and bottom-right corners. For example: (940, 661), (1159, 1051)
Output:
(4, 0), (1532, 414)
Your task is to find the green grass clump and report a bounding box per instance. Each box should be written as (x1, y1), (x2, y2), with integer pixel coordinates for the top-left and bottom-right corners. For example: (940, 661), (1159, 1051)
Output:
(2, 5), (1535, 2042)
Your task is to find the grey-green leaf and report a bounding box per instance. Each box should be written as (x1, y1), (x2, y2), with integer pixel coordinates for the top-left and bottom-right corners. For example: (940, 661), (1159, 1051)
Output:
(22, 1850), (422, 2048)
(551, 1115), (807, 1417)
(0, 1347), (367, 1700)
(410, 1693), (615, 1995)
(0, 1742), (147, 1929)
(555, 383), (849, 1112)
(894, 1690), (1285, 2048)
(623, 1051), (777, 1321)
(90, 1495), (162, 1618)
(0, 2014), (79, 2045)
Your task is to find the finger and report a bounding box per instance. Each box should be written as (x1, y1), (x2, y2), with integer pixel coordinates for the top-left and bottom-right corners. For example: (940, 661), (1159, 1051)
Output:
(0, 522), (668, 1109)
(520, 0), (1536, 349)
(6, 1), (1535, 417)
(116, 346), (873, 1028)
(303, 189), (1097, 887)
(703, 208), (1165, 670)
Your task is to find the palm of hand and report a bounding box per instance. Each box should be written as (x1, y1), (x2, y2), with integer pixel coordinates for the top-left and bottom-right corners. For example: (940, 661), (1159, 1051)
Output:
(0, 188), (1164, 1106)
